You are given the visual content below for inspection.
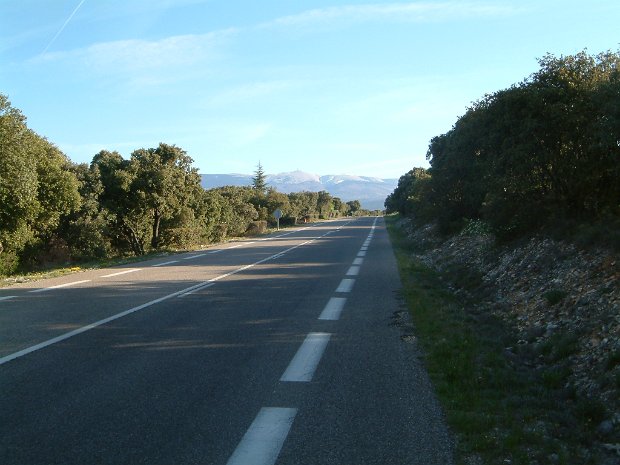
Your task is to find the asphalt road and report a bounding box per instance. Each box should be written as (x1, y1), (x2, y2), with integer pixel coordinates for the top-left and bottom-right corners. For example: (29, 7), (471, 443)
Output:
(0, 217), (453, 465)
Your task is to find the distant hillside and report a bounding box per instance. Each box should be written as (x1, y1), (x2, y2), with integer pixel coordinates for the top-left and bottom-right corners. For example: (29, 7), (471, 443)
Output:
(200, 170), (397, 210)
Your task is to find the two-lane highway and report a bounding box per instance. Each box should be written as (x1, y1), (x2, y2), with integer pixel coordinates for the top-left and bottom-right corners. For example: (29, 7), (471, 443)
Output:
(0, 217), (453, 464)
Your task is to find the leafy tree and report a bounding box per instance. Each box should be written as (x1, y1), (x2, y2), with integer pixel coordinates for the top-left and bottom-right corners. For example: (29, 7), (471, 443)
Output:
(0, 94), (39, 272)
(407, 49), (620, 239)
(288, 191), (319, 222)
(317, 190), (334, 218)
(332, 197), (349, 217)
(346, 200), (361, 216)
(129, 143), (202, 249)
(0, 94), (80, 272)
(60, 163), (111, 260)
(212, 186), (258, 237)
(92, 150), (147, 255)
(384, 168), (432, 221)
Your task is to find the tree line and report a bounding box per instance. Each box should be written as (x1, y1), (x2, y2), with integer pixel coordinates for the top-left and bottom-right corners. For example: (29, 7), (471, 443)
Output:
(386, 50), (620, 242)
(0, 95), (365, 276)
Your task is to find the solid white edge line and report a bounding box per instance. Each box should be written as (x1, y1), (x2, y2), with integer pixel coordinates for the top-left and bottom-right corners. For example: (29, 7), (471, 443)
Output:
(0, 296), (17, 302)
(0, 280), (211, 366)
(226, 407), (297, 465)
(280, 333), (331, 382)
(318, 297), (347, 320)
(101, 268), (142, 278)
(28, 280), (91, 294)
(336, 278), (355, 293)
(1, 230), (323, 365)
(178, 282), (215, 297)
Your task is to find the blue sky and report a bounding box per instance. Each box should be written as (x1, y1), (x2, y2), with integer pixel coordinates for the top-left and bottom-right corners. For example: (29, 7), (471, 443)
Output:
(1, 1), (619, 179)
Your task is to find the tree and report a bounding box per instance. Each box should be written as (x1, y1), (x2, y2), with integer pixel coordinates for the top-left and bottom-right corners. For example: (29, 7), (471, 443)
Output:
(346, 200), (361, 216)
(129, 143), (202, 249)
(0, 94), (80, 273)
(92, 150), (147, 255)
(317, 190), (334, 218)
(0, 94), (39, 272)
(251, 162), (268, 194)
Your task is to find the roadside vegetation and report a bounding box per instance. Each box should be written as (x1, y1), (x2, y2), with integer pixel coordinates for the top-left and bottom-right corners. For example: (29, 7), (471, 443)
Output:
(384, 48), (620, 464)
(0, 95), (375, 277)
(386, 215), (615, 464)
(385, 50), (620, 249)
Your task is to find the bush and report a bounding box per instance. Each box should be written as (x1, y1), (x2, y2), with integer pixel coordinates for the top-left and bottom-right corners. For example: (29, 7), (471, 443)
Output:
(246, 220), (267, 236)
(0, 250), (20, 277)
(161, 227), (203, 249)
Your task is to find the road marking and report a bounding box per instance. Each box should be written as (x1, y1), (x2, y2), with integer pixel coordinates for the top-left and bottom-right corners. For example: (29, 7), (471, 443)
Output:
(336, 278), (355, 293)
(0, 280), (215, 366)
(280, 332), (331, 382)
(178, 282), (214, 297)
(182, 253), (207, 260)
(1, 234), (322, 365)
(353, 257), (364, 265)
(346, 265), (360, 276)
(319, 297), (346, 320)
(226, 407), (297, 465)
(360, 246), (368, 251)
(0, 296), (17, 302)
(357, 251), (366, 257)
(208, 250), (223, 254)
(151, 260), (178, 267)
(101, 268), (141, 278)
(227, 244), (244, 249)
(28, 280), (91, 294)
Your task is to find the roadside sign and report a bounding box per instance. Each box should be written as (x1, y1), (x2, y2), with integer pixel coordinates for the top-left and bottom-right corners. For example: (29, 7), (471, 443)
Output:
(273, 209), (283, 230)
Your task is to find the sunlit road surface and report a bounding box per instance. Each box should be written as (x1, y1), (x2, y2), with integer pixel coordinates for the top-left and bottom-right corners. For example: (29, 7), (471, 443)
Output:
(0, 217), (453, 465)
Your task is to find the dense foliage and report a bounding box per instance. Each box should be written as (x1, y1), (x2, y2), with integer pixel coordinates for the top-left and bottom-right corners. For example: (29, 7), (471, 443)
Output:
(0, 94), (364, 276)
(386, 50), (620, 241)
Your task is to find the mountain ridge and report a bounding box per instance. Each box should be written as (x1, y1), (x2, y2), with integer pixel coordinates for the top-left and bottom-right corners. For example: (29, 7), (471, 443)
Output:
(200, 170), (396, 210)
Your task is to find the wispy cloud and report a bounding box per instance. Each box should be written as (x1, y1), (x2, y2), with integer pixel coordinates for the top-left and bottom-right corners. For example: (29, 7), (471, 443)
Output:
(34, 29), (236, 88)
(207, 80), (305, 106)
(262, 2), (521, 28)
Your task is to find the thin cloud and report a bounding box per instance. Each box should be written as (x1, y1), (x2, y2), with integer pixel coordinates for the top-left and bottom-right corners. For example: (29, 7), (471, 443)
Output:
(262, 2), (522, 28)
(34, 29), (237, 87)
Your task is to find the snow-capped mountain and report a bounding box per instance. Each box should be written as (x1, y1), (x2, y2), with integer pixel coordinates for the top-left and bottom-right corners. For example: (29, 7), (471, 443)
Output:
(200, 170), (397, 210)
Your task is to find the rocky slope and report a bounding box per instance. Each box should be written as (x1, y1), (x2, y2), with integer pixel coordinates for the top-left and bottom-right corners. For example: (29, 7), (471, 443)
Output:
(398, 219), (620, 456)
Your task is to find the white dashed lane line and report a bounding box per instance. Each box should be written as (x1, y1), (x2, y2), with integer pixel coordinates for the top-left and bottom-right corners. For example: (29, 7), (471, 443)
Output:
(151, 260), (179, 267)
(336, 278), (355, 293)
(346, 265), (360, 276)
(226, 407), (297, 465)
(182, 253), (207, 260)
(280, 333), (332, 382)
(101, 268), (142, 278)
(318, 297), (347, 321)
(28, 280), (92, 294)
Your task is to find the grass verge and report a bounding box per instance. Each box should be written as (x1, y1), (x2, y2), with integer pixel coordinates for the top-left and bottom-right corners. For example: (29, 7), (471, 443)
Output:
(385, 215), (609, 465)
